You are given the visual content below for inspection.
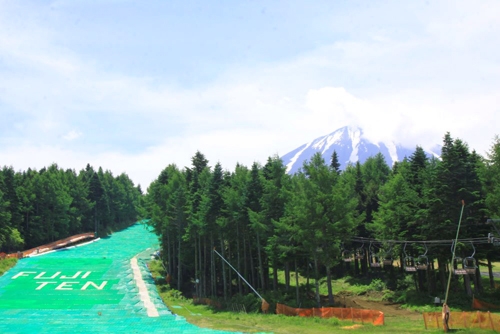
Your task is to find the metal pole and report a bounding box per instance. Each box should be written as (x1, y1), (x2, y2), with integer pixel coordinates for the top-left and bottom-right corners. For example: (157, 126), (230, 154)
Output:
(213, 248), (264, 301)
(444, 200), (466, 305)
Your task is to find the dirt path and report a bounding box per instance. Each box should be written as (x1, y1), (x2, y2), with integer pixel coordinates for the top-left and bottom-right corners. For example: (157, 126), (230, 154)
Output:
(336, 294), (422, 320)
(351, 297), (421, 320)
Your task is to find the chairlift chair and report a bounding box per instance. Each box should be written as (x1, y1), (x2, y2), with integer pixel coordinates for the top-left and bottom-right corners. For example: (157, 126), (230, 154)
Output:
(343, 250), (354, 262)
(463, 242), (477, 275)
(404, 256), (417, 272)
(450, 240), (467, 275)
(417, 255), (429, 270)
(453, 256), (467, 275)
(403, 243), (416, 272)
(355, 244), (364, 260)
(416, 243), (429, 270)
(463, 257), (477, 274)
(370, 257), (381, 268)
(369, 242), (381, 268)
(382, 243), (393, 267)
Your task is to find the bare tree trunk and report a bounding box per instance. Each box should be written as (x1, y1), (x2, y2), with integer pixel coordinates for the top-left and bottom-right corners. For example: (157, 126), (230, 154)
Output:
(473, 267), (482, 295)
(220, 233), (227, 300)
(418, 270), (425, 291)
(427, 262), (436, 295)
(198, 235), (203, 297)
(361, 249), (368, 276)
(295, 260), (300, 307)
(256, 232), (265, 291)
(285, 261), (290, 291)
(177, 229), (182, 291)
(203, 236), (208, 297)
(228, 241), (232, 297)
(167, 229), (172, 275)
(273, 265), (278, 291)
(306, 259), (310, 287)
(488, 258), (495, 289)
(194, 234), (198, 298)
(249, 239), (256, 292)
(314, 256), (320, 308)
(438, 257), (447, 291)
(243, 235), (249, 294)
(464, 274), (473, 296)
(237, 223), (243, 294)
(326, 264), (334, 306)
(210, 233), (216, 297)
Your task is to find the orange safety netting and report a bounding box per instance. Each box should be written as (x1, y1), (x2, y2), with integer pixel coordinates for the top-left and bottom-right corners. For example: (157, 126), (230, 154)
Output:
(276, 303), (384, 326)
(6, 232), (95, 259)
(473, 296), (500, 311)
(423, 311), (500, 331)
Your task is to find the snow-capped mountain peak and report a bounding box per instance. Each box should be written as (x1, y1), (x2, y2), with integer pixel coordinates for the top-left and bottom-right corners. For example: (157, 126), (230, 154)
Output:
(282, 126), (440, 174)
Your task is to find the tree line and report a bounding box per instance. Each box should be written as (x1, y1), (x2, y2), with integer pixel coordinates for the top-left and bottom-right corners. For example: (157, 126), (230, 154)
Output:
(0, 163), (143, 253)
(145, 132), (500, 307)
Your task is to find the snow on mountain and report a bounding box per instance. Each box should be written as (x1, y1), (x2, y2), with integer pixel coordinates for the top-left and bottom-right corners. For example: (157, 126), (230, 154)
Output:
(282, 126), (440, 174)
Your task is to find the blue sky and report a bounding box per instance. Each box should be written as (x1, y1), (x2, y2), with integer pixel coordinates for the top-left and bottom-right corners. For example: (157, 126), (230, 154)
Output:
(1, 0), (499, 188)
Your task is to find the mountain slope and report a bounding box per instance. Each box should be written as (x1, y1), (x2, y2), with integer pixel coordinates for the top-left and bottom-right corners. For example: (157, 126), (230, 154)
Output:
(282, 126), (440, 174)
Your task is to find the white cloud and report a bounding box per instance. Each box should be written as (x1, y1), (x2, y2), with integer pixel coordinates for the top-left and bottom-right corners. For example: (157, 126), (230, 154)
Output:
(1, 1), (500, 188)
(62, 130), (82, 141)
(303, 86), (500, 155)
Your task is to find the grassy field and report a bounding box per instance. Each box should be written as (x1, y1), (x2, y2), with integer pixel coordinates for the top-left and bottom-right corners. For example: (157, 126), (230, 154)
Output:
(487, 261), (500, 272)
(155, 284), (497, 334)
(149, 261), (499, 333)
(159, 298), (435, 334)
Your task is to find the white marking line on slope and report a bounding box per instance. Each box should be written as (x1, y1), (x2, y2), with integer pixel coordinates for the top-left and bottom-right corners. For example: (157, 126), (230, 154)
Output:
(131, 257), (159, 317)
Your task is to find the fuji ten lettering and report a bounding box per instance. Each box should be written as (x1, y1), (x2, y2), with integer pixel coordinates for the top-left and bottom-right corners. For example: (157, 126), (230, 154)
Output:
(12, 271), (108, 290)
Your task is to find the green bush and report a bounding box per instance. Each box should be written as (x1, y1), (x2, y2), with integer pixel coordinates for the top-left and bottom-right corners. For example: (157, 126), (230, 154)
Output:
(0, 258), (17, 276)
(222, 293), (261, 313)
(164, 288), (185, 300)
(368, 279), (386, 292)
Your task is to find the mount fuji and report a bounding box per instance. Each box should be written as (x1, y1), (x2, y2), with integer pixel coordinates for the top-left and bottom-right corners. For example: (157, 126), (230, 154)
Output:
(282, 126), (441, 174)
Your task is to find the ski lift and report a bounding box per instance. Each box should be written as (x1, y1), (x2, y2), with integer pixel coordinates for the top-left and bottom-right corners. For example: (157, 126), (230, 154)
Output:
(416, 243), (429, 270)
(453, 257), (467, 275)
(369, 242), (381, 268)
(488, 233), (500, 246)
(451, 241), (467, 275)
(382, 243), (393, 266)
(340, 243), (353, 262)
(355, 244), (364, 260)
(403, 243), (416, 272)
(463, 242), (477, 275)
(343, 249), (354, 262)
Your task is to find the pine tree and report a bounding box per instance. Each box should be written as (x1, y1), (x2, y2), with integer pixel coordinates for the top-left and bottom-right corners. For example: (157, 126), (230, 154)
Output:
(296, 152), (358, 306)
(222, 164), (250, 295)
(425, 133), (486, 294)
(484, 136), (500, 218)
(261, 156), (288, 291)
(330, 150), (341, 174)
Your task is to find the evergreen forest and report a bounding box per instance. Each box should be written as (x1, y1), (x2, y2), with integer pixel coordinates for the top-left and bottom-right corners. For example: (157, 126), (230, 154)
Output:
(0, 163), (143, 253)
(2, 132), (500, 309)
(144, 132), (500, 307)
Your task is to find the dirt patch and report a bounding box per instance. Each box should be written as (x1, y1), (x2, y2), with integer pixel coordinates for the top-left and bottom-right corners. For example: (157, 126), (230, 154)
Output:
(336, 293), (421, 320)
